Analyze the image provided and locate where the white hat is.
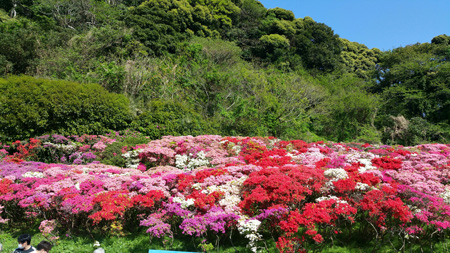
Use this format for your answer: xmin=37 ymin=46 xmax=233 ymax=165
xmin=93 ymin=248 xmax=105 ymax=253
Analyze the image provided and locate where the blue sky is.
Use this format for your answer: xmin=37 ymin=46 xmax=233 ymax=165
xmin=258 ymin=0 xmax=450 ymax=51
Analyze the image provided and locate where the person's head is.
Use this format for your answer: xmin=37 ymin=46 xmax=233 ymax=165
xmin=36 ymin=241 xmax=52 ymax=253
xmin=17 ymin=234 xmax=31 ymax=249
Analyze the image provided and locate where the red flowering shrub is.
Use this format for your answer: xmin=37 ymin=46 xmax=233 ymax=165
xmin=277 ymin=199 xmax=356 ymax=252
xmin=362 ymin=143 xmax=371 ymax=148
xmin=331 ymin=164 xmax=380 ymax=194
xmin=333 ymin=178 xmax=357 ymax=193
xmin=222 ymin=137 xmax=268 ymax=156
xmin=244 ymin=148 xmax=295 ymax=168
xmin=89 ymin=190 xmax=133 ymax=224
xmin=275 ymin=140 xmax=309 ymax=153
xmin=176 ymin=174 xmax=195 ymax=192
xmin=132 ymin=190 xmax=165 ymax=208
xmin=357 ymin=171 xmax=381 ymax=186
xmin=276 ymin=236 xmax=301 ymax=253
xmin=187 ymin=190 xmax=224 ymax=210
xmin=8 ymin=138 xmax=42 ymax=161
xmin=240 ymin=165 xmax=326 ymax=215
xmin=0 ymin=179 xmax=13 ymax=195
xmin=372 ymin=157 xmax=403 ymax=170
xmin=359 ymin=186 xmax=412 ymax=227
xmin=194 ymin=168 xmax=228 ymax=183
xmin=392 ymin=149 xmax=412 ymax=156
xmin=315 ymin=158 xmax=330 ymax=169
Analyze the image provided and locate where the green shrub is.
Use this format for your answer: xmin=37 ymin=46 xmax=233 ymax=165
xmin=98 ymin=132 xmax=150 ymax=167
xmin=313 ymin=74 xmax=380 ymax=142
xmin=403 ymin=117 xmax=449 ymax=146
xmin=98 ymin=142 xmax=128 ymax=167
xmin=130 ymin=100 xmax=214 ymax=139
xmin=380 ymin=115 xmax=450 ymax=146
xmin=0 ymin=75 xmax=132 ymax=141
xmin=355 ymin=125 xmax=382 ymax=144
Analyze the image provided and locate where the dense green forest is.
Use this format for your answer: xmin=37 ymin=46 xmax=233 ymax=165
xmin=0 ymin=0 xmax=449 ymax=145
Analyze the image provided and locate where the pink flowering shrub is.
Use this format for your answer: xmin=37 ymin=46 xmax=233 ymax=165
xmin=39 ymin=219 xmax=57 ymax=236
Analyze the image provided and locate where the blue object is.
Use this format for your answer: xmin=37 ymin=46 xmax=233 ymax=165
xmin=149 ymin=251 xmax=197 ymax=253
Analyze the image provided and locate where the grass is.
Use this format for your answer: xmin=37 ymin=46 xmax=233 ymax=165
xmin=1 ymin=232 xmax=450 ymax=252
xmin=0 ymin=232 xmax=149 ymax=252
xmin=1 ymin=227 xmax=450 ymax=253
xmin=0 ymin=230 xmax=254 ymax=253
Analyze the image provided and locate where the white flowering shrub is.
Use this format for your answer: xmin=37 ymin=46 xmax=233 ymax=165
xmin=355 ymin=182 xmax=370 ymax=191
xmin=175 ymin=151 xmax=210 ymax=172
xmin=238 ymin=218 xmax=262 ymax=253
xmin=199 ymin=176 xmax=248 ymax=213
xmin=172 ymin=196 xmax=195 ymax=209
xmin=231 ymin=145 xmax=242 ymax=156
xmin=122 ymin=149 xmax=142 ymax=169
xmin=22 ymin=171 xmax=45 ymax=178
xmin=441 ymin=188 xmax=450 ymax=204
xmin=324 ymin=168 xmax=348 ymax=179
xmin=323 ymin=168 xmax=349 ymax=190
xmin=191 ymin=183 xmax=202 ymax=190
xmin=358 ymin=158 xmax=378 ymax=173
xmin=315 ymin=195 xmax=348 ymax=204
xmin=44 ymin=142 xmax=77 ymax=153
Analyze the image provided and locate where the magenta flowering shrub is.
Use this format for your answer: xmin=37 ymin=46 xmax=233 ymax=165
xmin=0 ymin=135 xmax=450 ymax=252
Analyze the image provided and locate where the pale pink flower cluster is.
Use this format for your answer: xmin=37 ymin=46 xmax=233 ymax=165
xmin=39 ymin=219 xmax=57 ymax=236
xmin=92 ymin=142 xmax=107 ymax=152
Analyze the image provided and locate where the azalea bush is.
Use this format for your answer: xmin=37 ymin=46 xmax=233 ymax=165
xmin=0 ymin=135 xmax=450 ymax=252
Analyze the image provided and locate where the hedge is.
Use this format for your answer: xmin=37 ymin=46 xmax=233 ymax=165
xmin=0 ymin=75 xmax=131 ymax=141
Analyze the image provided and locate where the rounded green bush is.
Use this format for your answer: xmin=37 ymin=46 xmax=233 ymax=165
xmin=131 ymin=100 xmax=213 ymax=140
xmin=0 ymin=75 xmax=132 ymax=141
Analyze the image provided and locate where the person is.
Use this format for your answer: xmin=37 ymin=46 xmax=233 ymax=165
xmin=35 ymin=241 xmax=52 ymax=253
xmin=13 ymin=234 xmax=35 ymax=253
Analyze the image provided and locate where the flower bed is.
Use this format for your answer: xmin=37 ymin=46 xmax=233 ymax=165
xmin=1 ymin=135 xmax=450 ymax=252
